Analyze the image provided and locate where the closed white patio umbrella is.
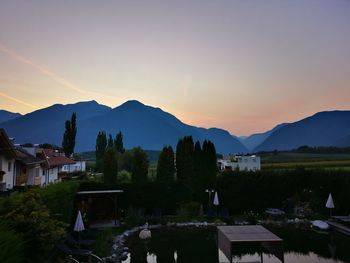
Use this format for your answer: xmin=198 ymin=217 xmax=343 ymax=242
xmin=74 ymin=210 xmax=85 ymax=248
xmin=74 ymin=210 xmax=85 ymax=232
xmin=325 ymin=193 xmax=335 ymax=217
xmin=213 ymin=192 xmax=219 ymax=217
xmin=213 ymin=192 xmax=219 ymax=206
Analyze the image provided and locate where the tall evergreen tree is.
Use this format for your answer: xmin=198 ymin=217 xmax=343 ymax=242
xmin=131 ymin=147 xmax=149 ymax=183
xmin=107 ymin=134 xmax=114 ymax=148
xmin=114 ymin=131 xmax=125 ymax=154
xmin=193 ymin=140 xmax=203 ymax=190
xmin=95 ymin=131 xmax=107 ymax=171
xmin=62 ymin=112 xmax=77 ymax=156
xmin=157 ymin=146 xmax=175 ymax=182
xmin=175 ymin=136 xmax=194 ymax=184
xmin=62 ymin=121 xmax=70 ymax=155
xmin=103 ymin=147 xmax=118 ymax=186
xmin=202 ymin=140 xmax=218 ymax=188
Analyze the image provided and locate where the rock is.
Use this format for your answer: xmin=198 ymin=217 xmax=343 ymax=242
xmin=139 ymin=229 xmax=152 ymax=239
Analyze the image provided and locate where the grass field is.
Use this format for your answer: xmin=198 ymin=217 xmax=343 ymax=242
xmin=260 ymin=152 xmax=350 ymax=170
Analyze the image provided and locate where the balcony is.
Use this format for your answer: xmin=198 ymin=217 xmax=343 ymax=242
xmin=34 ymin=176 xmax=42 ymax=186
xmin=16 ymin=174 xmax=27 ymax=186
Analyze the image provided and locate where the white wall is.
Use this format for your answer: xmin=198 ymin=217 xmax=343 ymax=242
xmin=0 ymin=155 xmax=15 ymax=190
xmin=218 ymin=156 xmax=261 ymax=172
xmin=26 ymin=165 xmax=43 ymax=186
xmin=61 ymin=161 xmax=86 ymax=173
xmin=42 ymin=167 xmax=60 ymax=186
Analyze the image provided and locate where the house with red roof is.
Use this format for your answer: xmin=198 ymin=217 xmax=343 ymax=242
xmin=0 ymin=128 xmax=77 ymax=190
xmin=38 ymin=148 xmax=76 ymax=185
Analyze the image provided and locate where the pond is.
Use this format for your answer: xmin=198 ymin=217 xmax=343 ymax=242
xmin=124 ymin=225 xmax=350 ymax=263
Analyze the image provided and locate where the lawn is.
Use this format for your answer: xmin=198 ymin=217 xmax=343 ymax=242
xmin=260 ymin=152 xmax=350 ymax=170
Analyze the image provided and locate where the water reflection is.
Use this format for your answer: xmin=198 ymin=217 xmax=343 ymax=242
xmin=125 ymin=226 xmax=350 ymax=263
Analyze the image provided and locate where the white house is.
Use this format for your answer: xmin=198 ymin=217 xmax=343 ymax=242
xmin=218 ymin=155 xmax=261 ymax=172
xmin=39 ymin=149 xmax=76 ymax=185
xmin=0 ymin=128 xmax=80 ymax=190
xmin=14 ymin=146 xmax=46 ymax=187
xmin=0 ymin=129 xmax=16 ymax=191
xmin=61 ymin=160 xmax=86 ymax=173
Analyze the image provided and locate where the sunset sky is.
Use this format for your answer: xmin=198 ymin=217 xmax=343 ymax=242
xmin=0 ymin=0 xmax=350 ymax=136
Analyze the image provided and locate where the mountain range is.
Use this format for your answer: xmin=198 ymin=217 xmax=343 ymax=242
xmin=0 ymin=110 xmax=21 ymax=123
xmin=0 ymin=100 xmax=247 ymax=154
xmin=1 ymin=101 xmax=350 ymax=153
xmin=236 ymin=123 xmax=288 ymax=151
xmin=254 ymin=111 xmax=350 ymax=152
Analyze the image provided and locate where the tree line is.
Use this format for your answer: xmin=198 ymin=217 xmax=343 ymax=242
xmin=95 ymin=131 xmax=149 ymax=185
xmin=95 ymin=132 xmax=218 ymax=198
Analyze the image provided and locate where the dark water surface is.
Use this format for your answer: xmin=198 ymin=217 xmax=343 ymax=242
xmin=125 ymin=226 xmax=350 ymax=263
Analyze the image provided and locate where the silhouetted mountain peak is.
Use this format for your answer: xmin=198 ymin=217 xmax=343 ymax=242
xmin=1 ymin=100 xmax=247 ymax=154
xmin=117 ymin=100 xmax=145 ymax=110
xmin=255 ymin=110 xmax=350 ymax=151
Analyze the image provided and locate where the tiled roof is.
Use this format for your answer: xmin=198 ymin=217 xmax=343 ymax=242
xmin=0 ymin=128 xmax=17 ymax=158
xmin=14 ymin=147 xmax=45 ymax=165
xmin=47 ymin=155 xmax=76 ymax=166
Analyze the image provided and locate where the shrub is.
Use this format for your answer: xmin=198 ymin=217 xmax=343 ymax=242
xmin=0 ymin=222 xmax=24 ymax=263
xmin=125 ymin=206 xmax=145 ymax=227
xmin=177 ymin=201 xmax=201 ymax=220
xmin=0 ymin=189 xmax=65 ymax=261
xmin=117 ymin=170 xmax=132 ymax=184
xmin=41 ymin=181 xmax=79 ymax=224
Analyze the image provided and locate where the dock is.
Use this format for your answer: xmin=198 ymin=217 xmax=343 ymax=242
xmin=217 ymin=225 xmax=284 ymax=263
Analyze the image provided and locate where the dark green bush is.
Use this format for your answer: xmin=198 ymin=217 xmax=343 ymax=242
xmin=125 ymin=206 xmax=145 ymax=227
xmin=41 ymin=181 xmax=79 ymax=224
xmin=0 ymin=189 xmax=65 ymax=262
xmin=0 ymin=222 xmax=24 ymax=263
xmin=177 ymin=201 xmax=201 ymax=220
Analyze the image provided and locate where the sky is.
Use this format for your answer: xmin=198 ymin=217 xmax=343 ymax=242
xmin=0 ymin=0 xmax=350 ymax=136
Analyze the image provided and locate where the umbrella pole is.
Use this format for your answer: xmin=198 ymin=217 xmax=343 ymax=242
xmin=78 ymin=231 xmax=80 ymax=249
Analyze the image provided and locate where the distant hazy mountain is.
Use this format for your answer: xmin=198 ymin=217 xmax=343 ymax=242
xmin=0 ymin=110 xmax=21 ymax=123
xmin=255 ymin=111 xmax=350 ymax=151
xmin=239 ymin=123 xmax=288 ymax=151
xmin=0 ymin=100 xmax=247 ymax=154
xmin=77 ymin=100 xmax=247 ymax=153
xmin=335 ymin=134 xmax=350 ymax=147
xmin=0 ymin=101 xmax=111 ymax=145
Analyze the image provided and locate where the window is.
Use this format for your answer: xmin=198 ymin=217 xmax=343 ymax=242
xmin=8 ymin=161 xmax=12 ymax=172
xmin=51 ymin=169 xmax=54 ymax=174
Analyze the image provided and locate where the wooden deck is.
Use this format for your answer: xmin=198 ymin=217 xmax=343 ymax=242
xmin=218 ymin=225 xmax=284 ymax=263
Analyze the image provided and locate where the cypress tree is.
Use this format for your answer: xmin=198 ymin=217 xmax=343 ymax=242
xmin=95 ymin=131 xmax=107 ymax=171
xmin=107 ymin=134 xmax=114 ymax=148
xmin=193 ymin=140 xmax=203 ymax=191
xmin=103 ymin=147 xmax=118 ymax=186
xmin=70 ymin=112 xmax=77 ymax=154
xmin=114 ymin=131 xmax=125 ymax=154
xmin=202 ymin=140 xmax=217 ymax=188
xmin=175 ymin=136 xmax=194 ymax=185
xmin=62 ymin=112 xmax=77 ymax=156
xmin=131 ymin=147 xmax=149 ymax=184
xmin=157 ymin=146 xmax=175 ymax=182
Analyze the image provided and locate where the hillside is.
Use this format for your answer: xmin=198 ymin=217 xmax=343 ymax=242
xmin=0 ymin=100 xmax=247 ymax=154
xmin=255 ymin=111 xmax=350 ymax=151
xmin=0 ymin=110 xmax=21 ymax=123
